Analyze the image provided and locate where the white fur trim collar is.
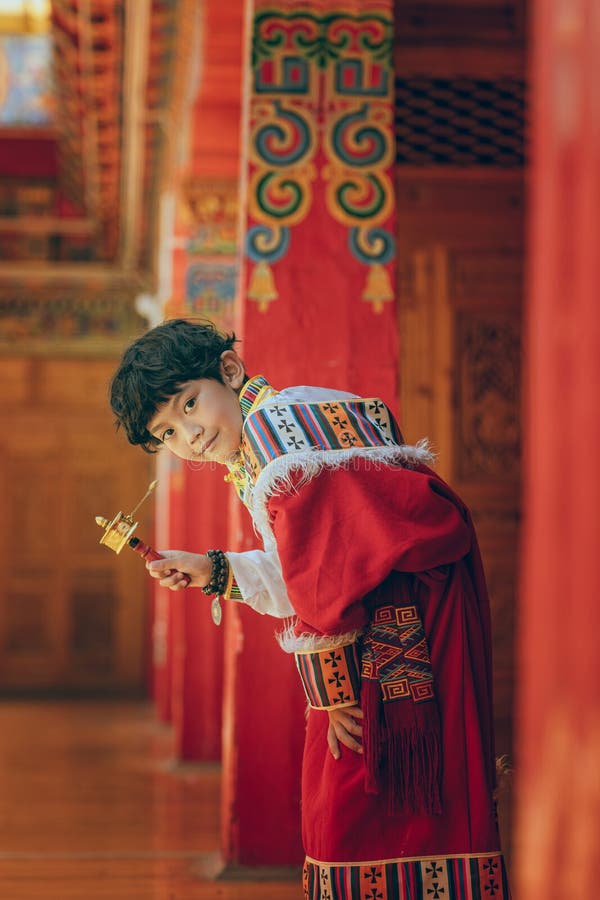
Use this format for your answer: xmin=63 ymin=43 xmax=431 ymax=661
xmin=277 ymin=623 xmax=362 ymax=654
xmin=247 ymin=439 xmax=434 ymax=548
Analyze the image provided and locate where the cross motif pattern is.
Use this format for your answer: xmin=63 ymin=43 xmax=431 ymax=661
xmin=332 ymin=689 xmax=351 ymax=704
xmin=277 ymin=417 xmax=295 ymax=434
xmin=324 ymin=651 xmax=342 ymax=669
xmin=319 ymin=867 xmax=332 ymax=900
xmin=302 ymin=854 xmax=508 ymax=900
xmin=331 ymin=415 xmax=349 ymax=429
xmin=423 ymin=859 xmax=448 ymax=899
xmin=327 ymin=670 xmax=346 ymax=689
xmin=426 ymin=862 xmax=443 ymax=878
xmin=363 ymin=866 xmax=382 ymax=884
xmin=242 ymin=395 xmax=405 ymax=490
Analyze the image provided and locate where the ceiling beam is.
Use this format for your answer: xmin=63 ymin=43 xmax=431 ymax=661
xmin=0 ymin=261 xmax=147 ymax=289
xmin=0 ymin=216 xmax=96 ymax=234
xmin=119 ymin=0 xmax=151 ymax=272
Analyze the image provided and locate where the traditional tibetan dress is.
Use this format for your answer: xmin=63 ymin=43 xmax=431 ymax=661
xmin=224 ymin=376 xmax=511 ymax=900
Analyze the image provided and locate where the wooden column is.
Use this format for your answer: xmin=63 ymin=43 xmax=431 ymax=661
xmin=516 ymin=0 xmax=600 ymax=895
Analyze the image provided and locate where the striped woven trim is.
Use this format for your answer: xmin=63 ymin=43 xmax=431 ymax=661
xmin=295 ymin=642 xmax=361 ymax=710
xmin=303 ymin=851 xmax=510 ymax=900
xmin=222 ymin=559 xmax=243 ymax=601
xmin=239 ymin=374 xmax=278 ymax=419
xmin=228 ymin=580 xmax=243 ymax=601
xmin=242 ymin=397 xmax=403 ymax=483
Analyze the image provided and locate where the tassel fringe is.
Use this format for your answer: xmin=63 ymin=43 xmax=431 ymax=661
xmin=364 ymin=724 xmax=442 ymax=816
xmin=362 ymin=680 xmax=442 ymax=817
xmin=386 ymin=729 xmax=442 ymax=816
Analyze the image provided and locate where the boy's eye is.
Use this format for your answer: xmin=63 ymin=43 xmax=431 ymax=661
xmin=161 ymin=428 xmax=174 ymax=442
xmin=184 ymin=397 xmax=196 ymax=413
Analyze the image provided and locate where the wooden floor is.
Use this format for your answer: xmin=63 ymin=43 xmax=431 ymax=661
xmin=0 ymin=700 xmax=303 ymax=900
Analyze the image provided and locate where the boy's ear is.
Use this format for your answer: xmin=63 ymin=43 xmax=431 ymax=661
xmin=220 ymin=350 xmax=246 ymax=390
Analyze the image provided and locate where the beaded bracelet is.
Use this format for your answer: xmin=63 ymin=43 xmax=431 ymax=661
xmin=202 ymin=549 xmax=229 ymax=596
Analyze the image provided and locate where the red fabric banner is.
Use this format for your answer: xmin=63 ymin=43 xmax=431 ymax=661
xmin=243 ymin=0 xmax=397 ymax=399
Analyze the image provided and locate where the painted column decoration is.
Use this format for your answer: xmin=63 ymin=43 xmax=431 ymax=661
xmin=153 ymin=1 xmax=246 ymax=763
xmin=167 ymin=179 xmax=239 ymax=332
xmin=246 ymin=2 xmax=395 ymax=315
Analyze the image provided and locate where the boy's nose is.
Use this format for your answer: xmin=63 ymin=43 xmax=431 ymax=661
xmin=186 ymin=424 xmax=204 ymax=447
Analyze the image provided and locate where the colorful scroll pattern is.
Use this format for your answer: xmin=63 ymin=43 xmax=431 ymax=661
xmin=247 ymin=3 xmax=395 ymax=313
xmin=167 ymin=179 xmax=239 ymax=331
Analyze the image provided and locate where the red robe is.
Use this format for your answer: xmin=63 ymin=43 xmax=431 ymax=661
xmin=268 ymin=460 xmax=508 ymax=895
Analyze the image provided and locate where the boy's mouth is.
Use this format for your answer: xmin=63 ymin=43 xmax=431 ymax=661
xmin=200 ymin=434 xmax=217 ymax=455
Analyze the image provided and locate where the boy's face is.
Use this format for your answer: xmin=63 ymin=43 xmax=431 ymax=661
xmin=147 ymin=351 xmax=245 ymax=465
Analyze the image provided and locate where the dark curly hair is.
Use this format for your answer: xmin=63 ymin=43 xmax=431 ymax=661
xmin=110 ymin=318 xmax=238 ymax=452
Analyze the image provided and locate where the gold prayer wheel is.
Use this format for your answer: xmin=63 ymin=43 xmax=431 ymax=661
xmin=95 ymin=480 xmax=157 ymax=554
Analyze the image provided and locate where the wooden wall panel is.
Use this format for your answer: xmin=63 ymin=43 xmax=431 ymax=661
xmin=0 ymin=357 xmax=151 ymax=691
xmin=395 ymin=0 xmax=526 ymax=46
xmin=396 ymin=171 xmax=524 ymax=861
xmin=455 ymin=310 xmax=521 ymax=483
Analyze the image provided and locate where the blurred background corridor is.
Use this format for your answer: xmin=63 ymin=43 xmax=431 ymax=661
xmin=0 ymin=0 xmax=598 ymax=897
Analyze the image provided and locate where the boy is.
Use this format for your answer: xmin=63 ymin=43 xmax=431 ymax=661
xmin=110 ymin=318 xmax=510 ymax=900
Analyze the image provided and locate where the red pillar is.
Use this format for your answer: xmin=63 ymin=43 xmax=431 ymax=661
xmin=156 ymin=0 xmax=399 ymax=867
xmin=151 ymin=453 xmax=226 ymax=763
xmin=171 ymin=466 xmax=227 ymax=761
xmin=150 ymin=453 xmax=178 ymax=724
xmin=151 ymin=0 xmax=245 ymax=758
xmin=218 ymin=0 xmax=398 ymax=869
xmin=516 ymin=0 xmax=600 ymax=895
xmin=158 ymin=0 xmax=307 ymax=866
xmin=164 ymin=0 xmax=246 ymax=762
xmin=220 ymin=498 xmax=305 ymax=867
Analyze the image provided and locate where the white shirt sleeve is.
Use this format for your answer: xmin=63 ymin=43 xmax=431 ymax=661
xmin=226 ymin=548 xmax=295 ymax=618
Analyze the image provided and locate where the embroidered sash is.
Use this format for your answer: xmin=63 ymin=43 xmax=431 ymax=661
xmin=361 ymin=599 xmax=441 ymax=815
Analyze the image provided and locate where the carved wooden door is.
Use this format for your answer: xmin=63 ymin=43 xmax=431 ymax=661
xmin=398 ymin=237 xmax=521 ymax=755
xmin=397 ymin=226 xmax=522 ymax=859
xmin=0 ymin=358 xmax=151 ymax=691
xmin=396 ymin=172 xmax=523 ymax=765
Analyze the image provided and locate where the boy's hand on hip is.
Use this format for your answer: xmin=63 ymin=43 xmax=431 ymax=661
xmin=327 ymin=705 xmax=363 ymax=759
xmin=146 ymin=551 xmax=213 ymax=591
